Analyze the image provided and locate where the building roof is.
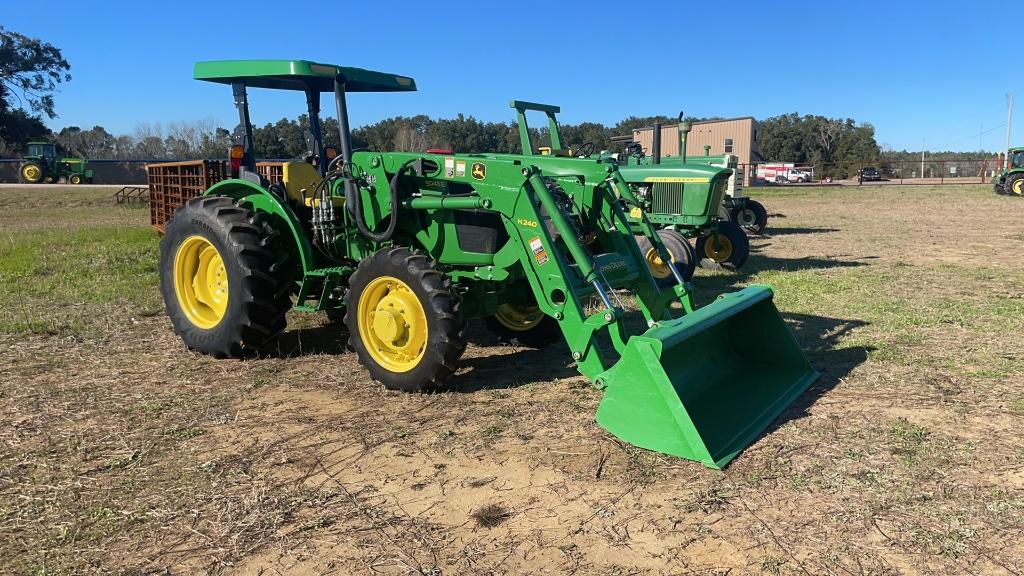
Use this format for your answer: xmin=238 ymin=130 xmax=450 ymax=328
xmin=633 ymin=116 xmax=757 ymax=133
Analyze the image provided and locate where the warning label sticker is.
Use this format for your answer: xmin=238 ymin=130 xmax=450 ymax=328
xmin=529 ymin=236 xmax=548 ymax=266
xmin=455 ymin=160 xmax=466 ymax=177
xmin=444 ymin=157 xmax=455 ymax=177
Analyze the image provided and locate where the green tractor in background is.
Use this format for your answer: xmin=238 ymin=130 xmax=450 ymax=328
xmin=620 ymin=138 xmax=769 ymax=236
xmin=509 ymin=101 xmax=748 ymax=284
xmin=993 ymin=147 xmax=1024 ymax=196
xmin=20 ymin=141 xmax=93 ymax=184
xmin=157 ymin=59 xmax=817 ymax=469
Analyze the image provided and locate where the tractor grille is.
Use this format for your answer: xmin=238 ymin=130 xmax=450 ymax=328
xmin=651 ymin=182 xmax=684 ymax=215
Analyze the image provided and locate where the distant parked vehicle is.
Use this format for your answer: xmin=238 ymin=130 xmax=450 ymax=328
xmin=993 ymin=147 xmax=1024 ymax=196
xmin=19 ymin=141 xmax=93 ymax=184
xmin=859 ymin=167 xmax=882 ymax=181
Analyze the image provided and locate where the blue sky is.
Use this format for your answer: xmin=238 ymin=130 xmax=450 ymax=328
xmin=5 ymin=0 xmax=1020 ymax=152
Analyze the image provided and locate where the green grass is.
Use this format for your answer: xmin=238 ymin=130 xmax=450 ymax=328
xmin=0 ymin=224 xmax=161 ymax=338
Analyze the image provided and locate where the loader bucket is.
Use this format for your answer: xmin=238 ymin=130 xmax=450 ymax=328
xmin=595 ymin=286 xmax=818 ymax=469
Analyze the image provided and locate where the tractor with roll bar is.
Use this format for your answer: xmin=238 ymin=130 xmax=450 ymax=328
xmin=157 ymin=59 xmax=817 ymax=469
xmin=993 ymin=146 xmax=1024 ymax=196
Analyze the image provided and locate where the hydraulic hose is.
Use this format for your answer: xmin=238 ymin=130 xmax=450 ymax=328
xmin=349 ymin=158 xmax=415 ymax=243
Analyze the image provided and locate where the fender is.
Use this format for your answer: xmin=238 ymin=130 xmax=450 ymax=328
xmin=204 ymin=179 xmax=315 ymax=273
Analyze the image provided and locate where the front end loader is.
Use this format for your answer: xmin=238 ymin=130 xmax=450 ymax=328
xmin=508 ymin=101 xmax=749 ymax=284
xmin=157 ymin=60 xmax=817 ymax=468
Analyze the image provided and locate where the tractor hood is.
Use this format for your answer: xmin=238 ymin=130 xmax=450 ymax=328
xmin=617 ymin=163 xmax=726 ymax=185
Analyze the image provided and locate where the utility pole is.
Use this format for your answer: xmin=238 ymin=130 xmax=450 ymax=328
xmin=921 ymin=139 xmax=925 ymax=179
xmin=1007 ymin=94 xmax=1015 ymax=158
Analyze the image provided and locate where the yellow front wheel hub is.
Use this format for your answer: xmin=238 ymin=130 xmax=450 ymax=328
xmin=494 ymin=303 xmax=545 ymax=332
xmin=705 ymin=233 xmax=733 ymax=262
xmin=1013 ymin=178 xmax=1024 ymax=195
xmin=21 ymin=165 xmax=41 ymax=182
xmin=358 ymin=276 xmax=428 ymax=372
xmin=173 ymin=235 xmax=229 ymax=329
xmin=644 ymin=247 xmax=674 ymax=278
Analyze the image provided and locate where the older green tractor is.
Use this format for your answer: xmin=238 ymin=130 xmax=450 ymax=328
xmin=158 ymin=60 xmax=817 ymax=469
xmin=993 ymin=147 xmax=1024 ymax=196
xmin=20 ymin=141 xmax=93 ymax=184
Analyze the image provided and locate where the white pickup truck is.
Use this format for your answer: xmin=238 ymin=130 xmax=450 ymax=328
xmin=780 ymin=169 xmax=813 ymax=183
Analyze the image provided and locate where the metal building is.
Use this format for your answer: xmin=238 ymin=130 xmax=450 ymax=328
xmin=632 ymin=117 xmax=763 ymax=175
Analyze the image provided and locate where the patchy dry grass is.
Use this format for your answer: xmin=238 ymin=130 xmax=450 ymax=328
xmin=1 ymin=184 xmax=1022 ymax=575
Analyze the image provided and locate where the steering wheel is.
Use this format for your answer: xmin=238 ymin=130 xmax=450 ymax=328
xmin=573 ymin=142 xmax=595 ymax=158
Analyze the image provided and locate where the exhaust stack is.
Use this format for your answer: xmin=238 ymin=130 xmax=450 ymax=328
xmin=678 ymin=112 xmax=692 ymax=163
xmin=652 ymin=122 xmax=662 ymax=164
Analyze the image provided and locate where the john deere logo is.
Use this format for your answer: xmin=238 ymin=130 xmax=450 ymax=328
xmin=471 ymin=162 xmax=486 ymax=180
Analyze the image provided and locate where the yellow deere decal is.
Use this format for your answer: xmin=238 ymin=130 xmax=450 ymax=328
xmin=471 ymin=162 xmax=487 ymax=180
xmin=629 ymin=207 xmax=643 ymax=219
xmin=642 ymin=177 xmax=709 ymax=183
xmin=517 ymin=218 xmax=538 ymax=228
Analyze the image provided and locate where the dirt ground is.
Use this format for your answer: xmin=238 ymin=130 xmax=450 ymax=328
xmin=1 ymin=184 xmax=1022 ymax=575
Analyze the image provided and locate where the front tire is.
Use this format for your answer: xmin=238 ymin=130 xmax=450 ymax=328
xmin=637 ymin=228 xmax=696 ymax=284
xmin=696 ymin=221 xmax=749 ymax=269
xmin=733 ymin=200 xmax=768 ymax=235
xmin=69 ymin=174 xmax=82 ymax=185
xmin=160 ymin=196 xmax=292 ymax=358
xmin=345 ymin=247 xmax=466 ymax=392
xmin=484 ymin=303 xmax=561 ymax=348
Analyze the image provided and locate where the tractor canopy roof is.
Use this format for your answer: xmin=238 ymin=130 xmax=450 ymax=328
xmin=193 ymin=60 xmax=416 ymax=93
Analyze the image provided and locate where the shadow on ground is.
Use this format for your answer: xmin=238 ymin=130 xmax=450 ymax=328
xmin=760 ymin=227 xmax=840 ymax=236
xmin=273 ymin=323 xmax=351 ymax=357
xmin=762 ymin=311 xmax=872 ymax=436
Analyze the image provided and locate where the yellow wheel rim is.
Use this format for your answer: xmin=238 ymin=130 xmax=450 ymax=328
xmin=705 ymin=233 xmax=733 ymax=262
xmin=357 ymin=276 xmax=428 ymax=372
xmin=644 ymin=247 xmax=673 ymax=278
xmin=69 ymin=174 xmax=82 ymax=184
xmin=22 ymin=165 xmax=41 ymax=182
xmin=1013 ymin=179 xmax=1024 ymax=196
xmin=173 ymin=235 xmax=229 ymax=329
xmin=494 ymin=303 xmax=545 ymax=332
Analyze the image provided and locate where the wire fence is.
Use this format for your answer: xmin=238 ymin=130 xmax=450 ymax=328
xmin=742 ymin=158 xmax=999 ymax=187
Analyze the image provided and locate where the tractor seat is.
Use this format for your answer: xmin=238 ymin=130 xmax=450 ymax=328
xmin=281 ymin=161 xmax=342 ymax=207
xmin=282 ymin=161 xmax=322 ymax=204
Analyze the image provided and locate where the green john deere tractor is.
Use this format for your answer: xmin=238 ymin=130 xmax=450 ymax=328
xmin=618 ymin=136 xmax=769 ymax=235
xmin=993 ymin=147 xmax=1024 ymax=196
xmin=20 ymin=142 xmax=93 ymax=184
xmin=508 ymin=101 xmax=748 ymax=284
xmin=159 ymin=59 xmax=817 ymax=469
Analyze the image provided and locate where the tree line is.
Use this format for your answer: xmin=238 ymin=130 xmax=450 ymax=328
xmin=12 ymin=113 xmax=885 ymax=165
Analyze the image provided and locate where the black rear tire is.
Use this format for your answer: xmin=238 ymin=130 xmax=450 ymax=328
xmin=20 ymin=162 xmax=43 ymax=184
xmin=696 ymin=221 xmax=749 ymax=269
xmin=1006 ymin=173 xmax=1024 ymax=197
xmin=160 ymin=196 xmax=292 ymax=358
xmin=345 ymin=247 xmax=466 ymax=392
xmin=637 ymin=228 xmax=696 ymax=284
